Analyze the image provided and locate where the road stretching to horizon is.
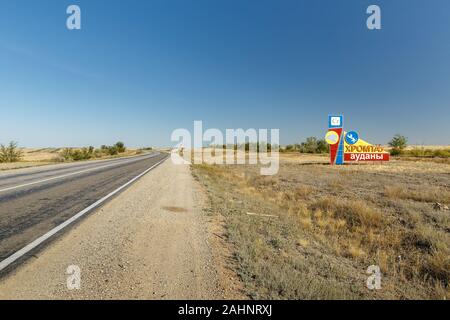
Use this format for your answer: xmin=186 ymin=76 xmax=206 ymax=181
xmin=0 ymin=152 xmax=168 ymax=274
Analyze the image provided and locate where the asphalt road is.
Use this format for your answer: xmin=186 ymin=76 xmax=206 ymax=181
xmin=0 ymin=152 xmax=168 ymax=273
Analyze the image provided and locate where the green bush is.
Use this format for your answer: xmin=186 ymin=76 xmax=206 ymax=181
xmin=408 ymin=147 xmax=425 ymax=157
xmin=285 ymin=145 xmax=295 ymax=152
xmin=60 ymin=146 xmax=94 ymax=161
xmin=389 ymin=148 xmax=402 ymax=156
xmin=60 ymin=143 xmax=129 ymax=162
xmin=0 ymin=141 xmax=23 ymax=163
xmin=298 ymin=137 xmax=329 ymax=154
xmin=115 ymin=142 xmax=126 ymax=153
xmin=432 ymin=149 xmax=450 ymax=157
xmin=316 ymin=139 xmax=329 ymax=153
xmin=389 ymin=134 xmax=408 ymax=155
xmin=107 ymin=146 xmax=119 ymax=155
xmin=401 ymin=147 xmax=450 ymax=158
xmin=61 ymin=148 xmax=73 ymax=161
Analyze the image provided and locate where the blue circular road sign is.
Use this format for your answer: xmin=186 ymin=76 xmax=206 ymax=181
xmin=345 ymin=131 xmax=359 ymax=145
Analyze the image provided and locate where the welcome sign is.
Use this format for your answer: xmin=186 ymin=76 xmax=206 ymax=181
xmin=326 ymin=115 xmax=390 ymax=165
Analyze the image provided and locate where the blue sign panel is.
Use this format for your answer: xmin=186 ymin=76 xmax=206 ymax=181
xmin=328 ymin=115 xmax=343 ymax=129
xmin=345 ymin=131 xmax=359 ymax=145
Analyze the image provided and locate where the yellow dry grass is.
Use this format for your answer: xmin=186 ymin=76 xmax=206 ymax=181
xmin=192 ymin=158 xmax=450 ymax=300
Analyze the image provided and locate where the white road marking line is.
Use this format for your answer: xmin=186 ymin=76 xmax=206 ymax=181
xmin=0 ymin=154 xmax=158 ymax=194
xmin=0 ymin=156 xmax=167 ymax=272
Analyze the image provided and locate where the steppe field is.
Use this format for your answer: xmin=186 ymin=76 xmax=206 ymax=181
xmin=192 ymin=153 xmax=450 ymax=300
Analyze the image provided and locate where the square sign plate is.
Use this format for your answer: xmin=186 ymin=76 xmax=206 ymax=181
xmin=328 ymin=115 xmax=343 ymax=128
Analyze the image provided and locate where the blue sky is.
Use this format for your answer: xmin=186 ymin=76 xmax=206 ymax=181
xmin=1 ymin=0 xmax=449 ymax=147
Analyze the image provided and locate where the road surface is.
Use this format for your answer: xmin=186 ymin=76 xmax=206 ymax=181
xmin=0 ymin=152 xmax=168 ymax=274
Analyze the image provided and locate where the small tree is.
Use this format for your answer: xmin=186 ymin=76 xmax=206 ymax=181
xmin=316 ymin=139 xmax=329 ymax=153
xmin=388 ymin=134 xmax=408 ymax=155
xmin=61 ymin=148 xmax=73 ymax=161
xmin=297 ymin=137 xmax=329 ymax=154
xmin=257 ymin=142 xmax=272 ymax=152
xmin=0 ymin=141 xmax=23 ymax=163
xmin=80 ymin=146 xmax=94 ymax=159
xmin=299 ymin=137 xmax=318 ymax=153
xmin=115 ymin=142 xmax=126 ymax=153
xmin=108 ymin=145 xmax=119 ymax=155
xmin=285 ymin=144 xmax=294 ymax=152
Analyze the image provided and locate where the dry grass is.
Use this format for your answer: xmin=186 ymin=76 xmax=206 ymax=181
xmin=384 ymin=185 xmax=450 ymax=204
xmin=192 ymin=158 xmax=450 ymax=300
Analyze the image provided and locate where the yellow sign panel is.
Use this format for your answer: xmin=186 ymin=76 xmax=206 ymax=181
xmin=325 ymin=131 xmax=340 ymax=145
xmin=343 ymin=131 xmax=390 ymax=162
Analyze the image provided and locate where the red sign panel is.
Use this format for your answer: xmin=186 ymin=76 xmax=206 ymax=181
xmin=344 ymin=153 xmax=390 ymax=162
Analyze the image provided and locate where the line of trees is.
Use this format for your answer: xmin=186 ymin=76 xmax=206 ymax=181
xmin=285 ymin=135 xmax=409 ymax=155
xmin=0 ymin=141 xmax=152 ymax=164
xmin=388 ymin=134 xmax=450 ymax=157
xmin=62 ymin=142 xmax=127 ymax=161
xmin=283 ymin=137 xmax=328 ymax=154
xmin=210 ymin=143 xmax=277 ymax=152
xmin=282 ymin=134 xmax=442 ymax=157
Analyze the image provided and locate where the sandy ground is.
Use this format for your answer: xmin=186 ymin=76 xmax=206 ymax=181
xmin=0 ymin=158 xmax=236 ymax=299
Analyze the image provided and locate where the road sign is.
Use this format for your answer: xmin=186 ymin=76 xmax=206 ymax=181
xmin=345 ymin=131 xmax=359 ymax=145
xmin=325 ymin=115 xmax=389 ymax=165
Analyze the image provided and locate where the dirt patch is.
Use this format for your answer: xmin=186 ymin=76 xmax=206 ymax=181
xmin=162 ymin=206 xmax=188 ymax=213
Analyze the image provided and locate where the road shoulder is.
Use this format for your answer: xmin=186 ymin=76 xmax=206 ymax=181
xmin=0 ymin=159 xmax=233 ymax=299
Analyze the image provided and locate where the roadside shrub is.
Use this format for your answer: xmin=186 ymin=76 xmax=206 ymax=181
xmin=99 ymin=142 xmax=126 ymax=156
xmin=70 ymin=150 xmax=84 ymax=161
xmin=0 ymin=141 xmax=23 ymax=163
xmin=115 ymin=142 xmax=126 ymax=153
xmin=59 ymin=143 xmax=129 ymax=162
xmin=432 ymin=149 xmax=450 ymax=157
xmin=316 ymin=139 xmax=329 ymax=153
xmin=408 ymin=147 xmax=426 ymax=157
xmin=401 ymin=148 xmax=450 ymax=158
xmin=389 ymin=148 xmax=402 ymax=156
xmin=388 ymin=134 xmax=407 ymax=155
xmin=107 ymin=146 xmax=118 ymax=155
xmin=61 ymin=148 xmax=73 ymax=161
xmin=79 ymin=146 xmax=94 ymax=160
xmin=60 ymin=146 xmax=94 ymax=161
xmin=285 ymin=145 xmax=295 ymax=152
xmin=257 ymin=142 xmax=272 ymax=152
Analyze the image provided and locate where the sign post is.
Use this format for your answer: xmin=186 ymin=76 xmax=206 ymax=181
xmin=326 ymin=115 xmax=344 ymax=165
